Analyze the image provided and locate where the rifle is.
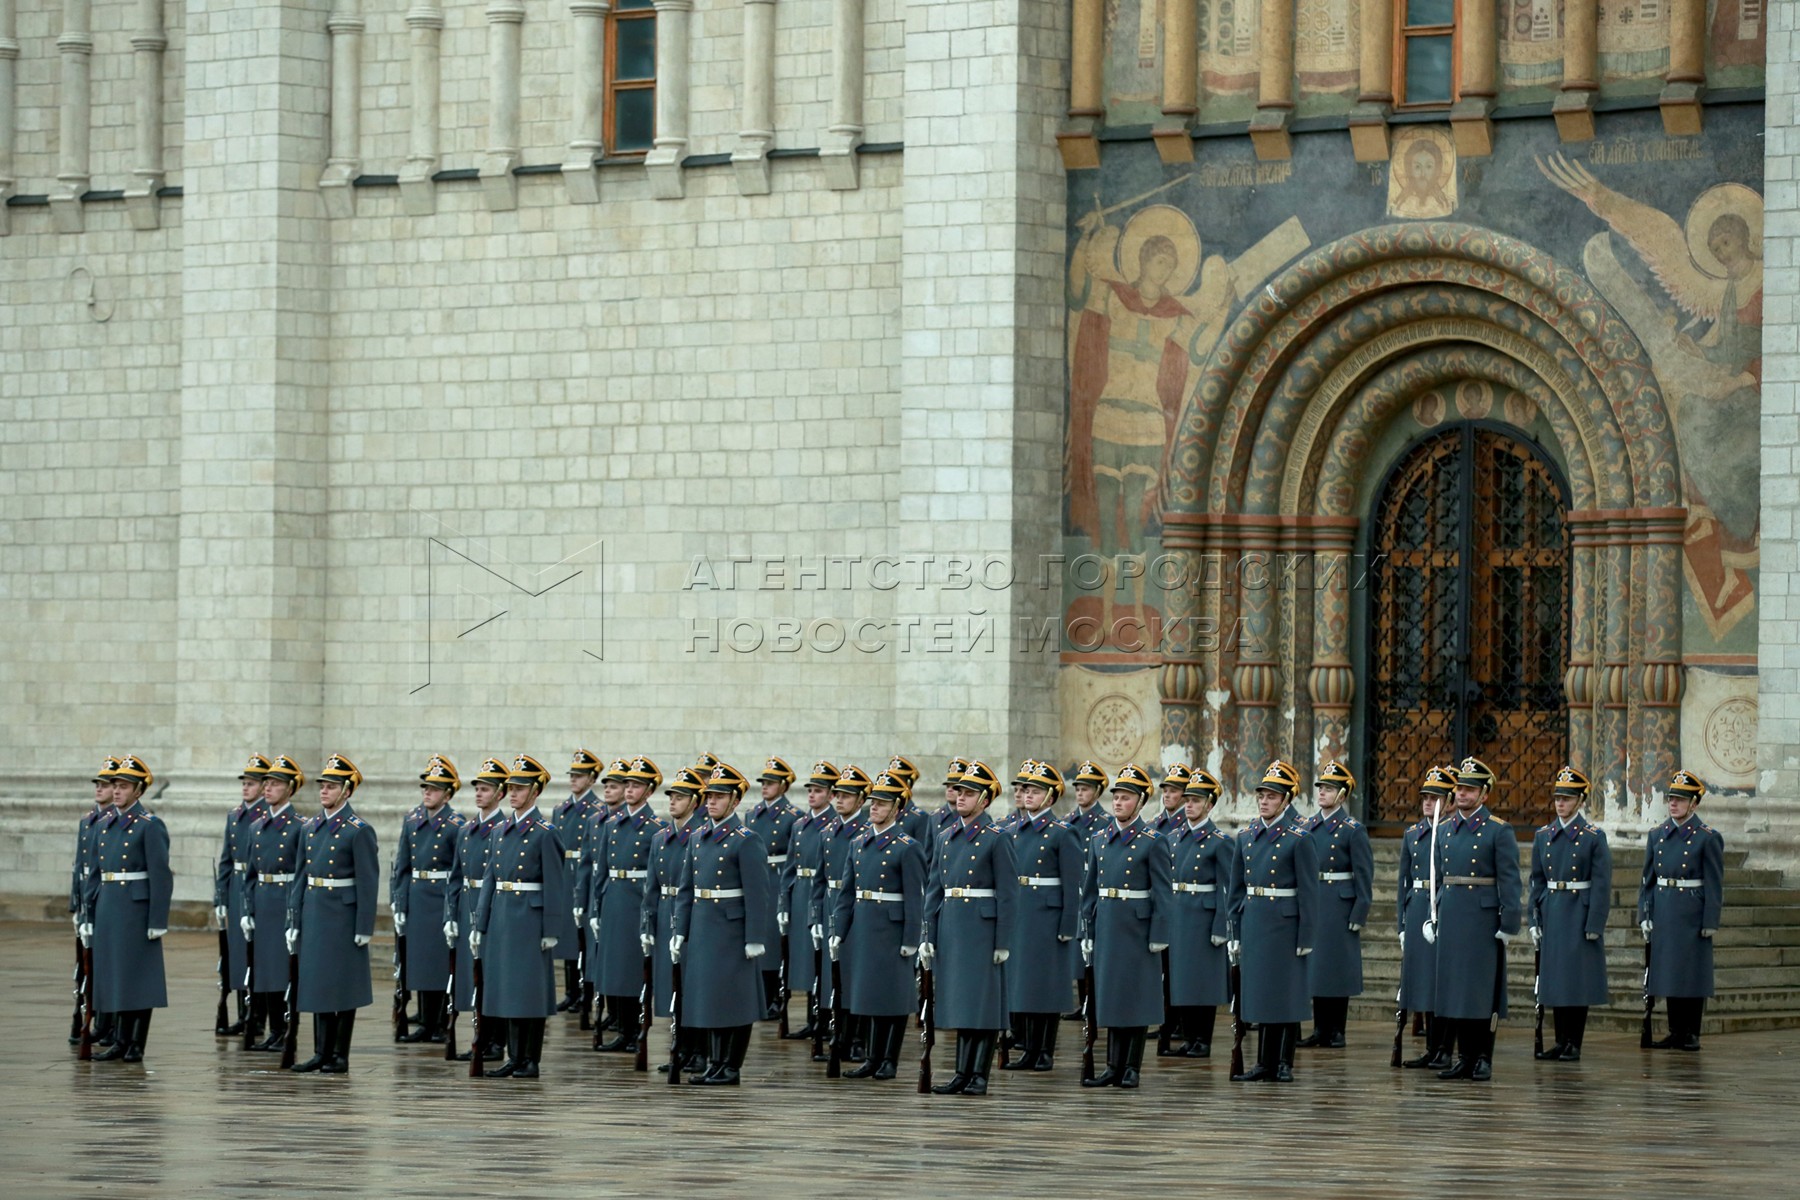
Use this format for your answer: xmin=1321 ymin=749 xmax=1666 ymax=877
xmin=826 ymin=957 xmax=844 ymax=1078
xmin=279 ymin=952 xmax=299 ymax=1070
xmin=1639 ymin=940 xmax=1655 ymax=1049
xmin=392 ymin=931 xmax=410 ymax=1040
xmin=577 ymin=928 xmax=592 ymax=1032
xmin=1080 ymin=961 xmax=1097 ymax=1083
xmin=635 ymin=955 xmax=652 ymax=1072
xmin=469 ymin=956 xmax=487 ymax=1077
xmin=665 ymin=958 xmax=683 ymax=1086
xmin=242 ymin=929 xmax=258 ymax=1051
xmin=1157 ymin=948 xmax=1174 ymax=1056
xmin=443 ymin=957 xmax=459 ymax=1062
xmin=1228 ymin=959 xmax=1246 ymax=1078
xmin=917 ymin=965 xmax=935 ymax=1094
xmin=77 ymin=943 xmax=96 ymax=1061
xmin=777 ymin=931 xmax=792 ymax=1038
xmin=999 ymin=1024 xmax=1013 ymax=1070
xmin=1533 ymin=945 xmax=1545 ymax=1057
xmin=215 ymin=926 xmax=232 ymax=1035
xmin=69 ymin=935 xmax=85 ymax=1045
xmin=810 ymin=935 xmax=826 ymax=1061
xmin=1390 ymin=986 xmax=1406 ymax=1069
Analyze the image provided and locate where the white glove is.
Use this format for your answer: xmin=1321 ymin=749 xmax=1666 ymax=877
xmin=1148 ymin=942 xmax=1168 ymax=954
xmin=1700 ymin=928 xmax=1715 ymax=939
xmin=589 ymin=917 xmax=601 ymax=940
xmin=469 ymin=930 xmax=483 ymax=957
xmin=641 ymin=933 xmax=655 ymax=955
xmin=900 ymin=945 xmax=918 ymax=959
xmin=828 ymin=935 xmax=842 ymax=961
xmin=1296 ymin=946 xmax=1312 ymax=957
xmin=285 ymin=928 xmax=299 ymax=954
xmin=72 ymin=912 xmax=81 ymax=932
xmin=670 ymin=934 xmax=685 ymax=964
xmin=993 ymin=949 xmax=1010 ymax=965
xmin=393 ymin=911 xmax=407 ymax=935
xmin=1080 ymin=938 xmax=1094 ymax=964
xmin=1210 ymin=935 xmax=1226 ymax=947
xmin=1057 ymin=934 xmax=1072 ymax=943
xmin=1530 ymin=926 xmax=1542 ymax=947
xmin=918 ymin=941 xmax=936 ymax=969
xmin=215 ymin=905 xmax=228 ymax=925
xmin=444 ymin=921 xmax=458 ymax=946
xmin=777 ymin=912 xmax=789 ymax=934
xmin=1495 ymin=930 xmax=1514 ymax=944
xmin=1585 ymin=932 xmax=1599 ymax=941
xmin=573 ymin=906 xmax=584 ymax=920
xmin=539 ymin=937 xmax=557 ymax=951
xmin=1348 ymin=923 xmax=1362 ymax=933
xmin=810 ymin=923 xmax=823 ymax=949
xmin=1640 ymin=919 xmax=1653 ymax=941
xmin=147 ymin=927 xmax=166 ymax=940
xmin=1398 ymin=931 xmax=1406 ymax=952
xmin=745 ymin=942 xmax=765 ymax=959
xmin=1422 ymin=920 xmax=1437 ymax=945
xmin=1227 ymin=940 xmax=1240 ymax=965
xmin=241 ymin=915 xmax=255 ymax=939
xmin=354 ymin=934 xmax=372 ymax=947
xmin=78 ymin=922 xmax=93 ymax=947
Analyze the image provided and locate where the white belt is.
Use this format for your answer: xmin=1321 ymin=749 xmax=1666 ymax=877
xmin=615 ymin=869 xmax=648 ymax=880
xmin=696 ymin=888 xmax=745 ymax=900
xmin=497 ymin=881 xmax=543 ymax=893
xmin=564 ymin=851 xmax=581 ymax=860
xmin=766 ymin=855 xmax=789 ymax=866
xmin=1246 ymin=886 xmax=1297 ymax=898
xmin=415 ymin=870 xmax=452 ymax=881
xmin=825 ymin=880 xmax=844 ymax=890
xmin=233 ymin=862 xmax=248 ymax=873
xmin=944 ymin=887 xmax=996 ymax=899
xmin=1546 ymin=880 xmax=1592 ymax=891
xmin=1320 ymin=872 xmax=1353 ymax=882
xmin=1097 ymin=888 xmax=1150 ymax=900
xmin=661 ymin=886 xmax=680 ymax=898
xmin=1411 ymin=880 xmax=1430 ymax=890
xmin=80 ymin=867 xmax=92 ymax=878
xmin=1018 ymin=876 xmax=1061 ymax=887
xmin=308 ymin=877 xmax=354 ymax=889
xmin=857 ymin=890 xmax=904 ymax=902
xmin=1657 ymin=878 xmax=1702 ymax=889
xmin=1173 ymin=882 xmax=1217 ymax=894
xmin=259 ymin=872 xmax=296 ymax=884
xmin=796 ymin=867 xmax=818 ymax=878
xmin=101 ymin=871 xmax=148 ymax=882
xmin=466 ymin=877 xmax=486 ymax=889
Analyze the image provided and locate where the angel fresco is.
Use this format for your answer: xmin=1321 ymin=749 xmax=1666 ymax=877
xmin=1539 ymin=153 xmax=1762 ymax=640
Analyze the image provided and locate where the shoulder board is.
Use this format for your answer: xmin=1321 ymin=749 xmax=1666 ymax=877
xmin=350 ymin=817 xmax=367 ymax=828
xmin=144 ymin=812 xmax=162 ymax=823
xmin=1346 ymin=819 xmax=1361 ymax=828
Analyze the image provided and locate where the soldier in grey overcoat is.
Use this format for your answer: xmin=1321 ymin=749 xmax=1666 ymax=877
xmin=779 ymin=761 xmax=838 ymax=1042
xmin=1424 ymin=757 xmax=1521 ymax=1082
xmin=590 ymin=755 xmax=666 ymax=1053
xmin=810 ymin=765 xmax=870 ymax=1025
xmin=886 ymin=755 xmax=934 ymax=845
xmin=1297 ymin=760 xmax=1373 ymax=1050
xmin=577 ymin=757 xmax=631 ymax=1025
xmin=443 ymin=757 xmax=509 ymax=1063
xmin=82 ymin=755 xmax=171 ymax=1064
xmin=72 ymin=757 xmax=120 ymax=1049
xmin=392 ymin=755 xmax=465 ymax=1044
xmin=1166 ymin=768 xmax=1233 ymax=1058
xmin=1397 ymin=765 xmax=1456 ymax=1069
xmin=286 ymin=754 xmax=380 ymax=1074
xmin=1061 ymin=760 xmax=1109 ymax=1021
xmin=1226 ymin=760 xmax=1317 ymax=1083
xmin=1078 ymin=763 xmax=1172 ymax=1089
xmin=926 ymin=758 xmax=969 ymax=853
xmin=747 ymin=756 xmax=800 ymax=1018
xmin=1003 ymin=759 xmax=1080 ymax=1072
xmin=671 ymin=763 xmax=775 ymax=1085
xmin=471 ymin=754 xmax=576 ymax=1077
xmin=1528 ymin=766 xmax=1612 ymax=1062
xmin=641 ymin=767 xmax=703 ymax=1072
xmin=922 ymin=760 xmax=1017 ymax=1095
xmin=240 ymin=756 xmax=305 ymax=1054
xmin=830 ymin=772 xmax=927 ymax=1080
xmin=553 ymin=750 xmax=602 ymax=1015
xmin=1151 ymin=764 xmax=1190 ymax=836
xmin=214 ymin=753 xmax=270 ymax=1038
xmin=1638 ymin=768 xmax=1725 ymax=1051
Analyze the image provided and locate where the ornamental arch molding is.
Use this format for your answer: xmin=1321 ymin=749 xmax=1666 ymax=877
xmin=1157 ymin=223 xmax=1682 ymax=820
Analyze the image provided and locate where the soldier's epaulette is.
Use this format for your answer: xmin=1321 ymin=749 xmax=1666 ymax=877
xmin=349 ymin=816 xmax=367 ymax=828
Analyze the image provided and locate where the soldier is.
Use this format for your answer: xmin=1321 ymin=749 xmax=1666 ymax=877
xmin=81 ymin=754 xmax=170 ymax=1064
xmin=553 ymin=750 xmax=602 ymax=1017
xmin=1002 ymin=758 xmax=1080 ymax=1072
xmin=1397 ymin=765 xmax=1457 ymax=1070
xmin=471 ymin=754 xmax=576 ymax=1078
xmin=671 ymin=763 xmax=775 ymax=1085
xmin=1227 ymin=759 xmax=1316 ymax=1083
xmin=921 ymin=760 xmax=1017 ymax=1095
xmin=445 ymin=757 xmax=510 ymax=1064
xmin=1078 ymin=763 xmax=1172 ymax=1088
xmin=287 ymin=754 xmax=379 ymax=1074
xmin=1638 ymin=768 xmax=1724 ymax=1051
xmin=1151 ymin=763 xmax=1191 ymax=836
xmin=388 ymin=780 xmax=429 ymax=1033
xmin=747 ymin=756 xmax=800 ymax=1020
xmin=241 ymin=755 xmax=306 ymax=1054
xmin=579 ymin=757 xmax=632 ymax=1029
xmin=214 ymin=753 xmax=270 ymax=1038
xmin=1062 ymin=760 xmax=1108 ymax=1021
xmin=1166 ymin=767 xmax=1232 ymax=1058
xmin=830 ymin=771 xmax=927 ymax=1080
xmin=1529 ymin=766 xmax=1612 ymax=1062
xmin=643 ymin=767 xmax=705 ymax=1073
xmin=1297 ymin=760 xmax=1373 ymax=1049
xmin=812 ymin=764 xmax=871 ymax=1059
xmin=779 ymin=760 xmax=838 ymax=1042
xmin=886 ymin=755 xmax=933 ymax=844
xmin=589 ymin=754 xmax=667 ymax=1054
xmin=393 ymin=754 xmax=466 ymax=1044
xmin=927 ymin=758 xmax=970 ymax=850
xmin=71 ymin=756 xmax=120 ymax=1049
xmin=1423 ymin=756 xmax=1521 ymax=1082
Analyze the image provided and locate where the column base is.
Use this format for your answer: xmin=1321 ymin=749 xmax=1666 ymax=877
xmin=1152 ymin=114 xmax=1195 ymax=165
xmin=1552 ymin=90 xmax=1597 ymax=144
xmin=1248 ymin=108 xmax=1292 ymax=162
xmin=318 ymin=162 xmax=358 ymax=219
xmin=732 ymin=133 xmax=773 ymax=196
xmin=1056 ymin=114 xmax=1102 ymax=171
xmin=561 ymin=155 xmax=600 ymax=205
xmin=479 ymin=152 xmax=519 ymax=212
xmin=1347 ymin=105 xmax=1390 ymax=163
xmin=821 ymin=126 xmax=862 ymax=191
xmin=646 ymin=141 xmax=688 ymax=200
xmin=1450 ymin=98 xmax=1494 ymax=157
xmin=1660 ymin=81 xmax=1704 ymax=136
xmin=400 ymin=158 xmax=438 ymax=216
xmin=50 ymin=177 xmax=87 ymax=234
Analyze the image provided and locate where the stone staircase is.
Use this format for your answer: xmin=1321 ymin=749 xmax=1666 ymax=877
xmin=1348 ymin=842 xmax=1800 ymax=1035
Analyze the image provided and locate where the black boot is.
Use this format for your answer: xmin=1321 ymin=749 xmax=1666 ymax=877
xmin=1083 ymin=1028 xmax=1125 ymax=1087
xmin=1322 ymin=999 xmax=1348 ymax=1048
xmin=320 ymin=1010 xmax=355 ymax=1074
xmin=513 ymin=1019 xmax=543 ymax=1078
xmin=1001 ymin=1014 xmax=1033 ymax=1071
xmin=1118 ymin=1028 xmax=1146 ymax=1088
xmin=1677 ymin=998 xmax=1704 ymax=1050
xmin=92 ymin=1012 xmax=131 ymax=1062
xmin=1297 ymin=1000 xmax=1324 ymax=1048
xmin=486 ymin=1021 xmax=525 ymax=1078
xmin=964 ymin=1033 xmax=995 ymax=1095
xmin=292 ymin=1013 xmax=336 ymax=1073
xmin=698 ymin=1026 xmax=748 ymax=1085
xmin=598 ymin=996 xmax=640 ymax=1052
xmin=1404 ymin=1014 xmax=1441 ymax=1068
xmin=762 ymin=971 xmax=783 ymax=1021
xmin=784 ymin=994 xmax=817 ymax=1040
xmin=688 ymin=1029 xmax=725 ymax=1083
xmin=118 ymin=1011 xmax=150 ymax=1063
xmin=94 ymin=1012 xmax=118 ymax=1049
xmin=1438 ymin=1021 xmax=1477 ymax=1079
xmin=872 ymin=1017 xmax=903 ymax=1080
xmin=399 ymin=991 xmax=440 ymax=1043
xmin=556 ymin=962 xmax=578 ymax=1011
xmin=1035 ymin=1013 xmax=1059 ymax=1071
xmin=933 ymin=1031 xmax=973 ymax=1094
xmin=1273 ymin=1023 xmax=1296 ymax=1082
xmin=1184 ymin=1006 xmax=1216 ymax=1058
xmin=844 ymin=1017 xmax=888 ymax=1078
xmin=252 ymin=994 xmax=289 ymax=1051
xmin=1157 ymin=1008 xmax=1178 ymax=1057
xmin=1471 ymin=1023 xmax=1494 ymax=1081
xmin=1558 ymin=1007 xmax=1586 ymax=1061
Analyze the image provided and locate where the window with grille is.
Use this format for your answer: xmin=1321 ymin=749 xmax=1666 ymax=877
xmin=607 ymin=0 xmax=656 ymax=155
xmin=1393 ymin=0 xmax=1458 ymax=108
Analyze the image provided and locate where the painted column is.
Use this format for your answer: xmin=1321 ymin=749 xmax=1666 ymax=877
xmin=1058 ymin=0 xmax=1103 ymax=168
xmin=320 ymin=0 xmax=365 ymax=217
xmin=562 ymin=0 xmax=608 ymax=203
xmin=1153 ymin=0 xmax=1197 ymax=163
xmin=820 ymin=0 xmax=864 ymax=189
xmin=732 ymin=0 xmax=777 ymax=194
xmin=1596 ymin=519 xmax=1631 ymax=822
xmin=1306 ymin=518 xmax=1359 ymax=769
xmin=50 ymin=0 xmax=91 ymax=232
xmin=125 ymin=0 xmax=166 ymax=229
xmin=1662 ymin=0 xmax=1706 ymax=134
xmin=1564 ymin=512 xmax=1603 ymax=814
xmin=1451 ymin=0 xmax=1495 ymax=155
xmin=480 ymin=0 xmax=525 ymax=210
xmin=400 ymin=2 xmax=444 ymax=214
xmin=1249 ymin=0 xmax=1293 ymax=160
xmin=1636 ymin=509 xmax=1687 ymax=820
xmin=1230 ymin=516 xmax=1283 ymax=799
xmin=0 ymin=0 xmax=17 ymax=233
xmin=1348 ymin=0 xmax=1392 ymax=162
xmin=1553 ymin=0 xmax=1599 ymax=143
xmin=645 ymin=0 xmax=691 ymax=198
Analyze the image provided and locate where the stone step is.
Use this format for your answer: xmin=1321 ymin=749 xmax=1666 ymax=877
xmin=1347 ymin=998 xmax=1800 ymax=1035
xmin=1369 ymin=844 xmax=1758 ymax=873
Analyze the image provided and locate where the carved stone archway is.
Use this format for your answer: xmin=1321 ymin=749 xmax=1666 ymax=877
xmin=1158 ymin=224 xmax=1683 ymax=821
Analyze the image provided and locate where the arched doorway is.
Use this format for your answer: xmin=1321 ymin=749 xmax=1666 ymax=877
xmin=1362 ymin=422 xmax=1571 ymax=828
